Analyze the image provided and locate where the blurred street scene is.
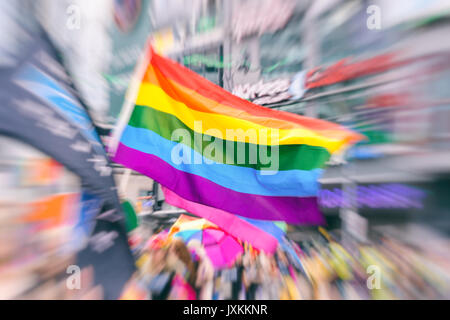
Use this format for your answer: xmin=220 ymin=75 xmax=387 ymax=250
xmin=1 ymin=0 xmax=450 ymax=300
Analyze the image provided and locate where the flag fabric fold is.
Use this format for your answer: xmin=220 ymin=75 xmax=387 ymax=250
xmin=111 ymin=46 xmax=362 ymax=224
xmin=163 ymin=186 xmax=279 ymax=254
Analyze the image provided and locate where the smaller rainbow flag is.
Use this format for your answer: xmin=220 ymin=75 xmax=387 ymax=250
xmin=111 ymin=47 xmax=362 ymax=224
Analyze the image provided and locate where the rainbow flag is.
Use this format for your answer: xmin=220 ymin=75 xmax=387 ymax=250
xmin=110 ymin=47 xmax=362 ymax=224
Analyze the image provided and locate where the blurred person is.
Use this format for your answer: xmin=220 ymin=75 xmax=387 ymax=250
xmin=253 ymin=252 xmax=280 ymax=299
xmin=144 ymin=247 xmax=175 ymax=300
xmin=169 ymin=238 xmax=197 ymax=287
xmin=187 ymin=240 xmax=214 ymax=300
xmin=231 ymin=255 xmax=245 ymax=300
xmin=215 ymin=268 xmax=233 ymax=300
xmin=242 ymin=251 xmax=259 ymax=300
xmin=159 ymin=239 xmax=197 ymax=300
xmin=275 ymin=250 xmax=302 ymax=300
xmin=302 ymin=247 xmax=336 ymax=300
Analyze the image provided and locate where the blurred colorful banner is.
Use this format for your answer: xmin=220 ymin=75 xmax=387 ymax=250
xmin=0 ymin=28 xmax=135 ymax=299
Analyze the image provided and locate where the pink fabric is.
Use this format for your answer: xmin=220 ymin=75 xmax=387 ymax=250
xmin=204 ymin=235 xmax=244 ymax=268
xmin=202 ymin=229 xmax=225 ymax=245
xmin=171 ymin=274 xmax=196 ymax=300
xmin=221 ymin=236 xmax=244 ymax=264
xmin=163 ymin=187 xmax=279 ymax=254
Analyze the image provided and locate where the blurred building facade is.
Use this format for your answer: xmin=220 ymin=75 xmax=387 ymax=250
xmin=149 ymin=0 xmax=450 ymax=240
xmin=9 ymin=0 xmax=450 ymax=238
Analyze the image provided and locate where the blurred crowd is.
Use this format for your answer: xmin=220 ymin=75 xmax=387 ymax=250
xmin=121 ymin=225 xmax=450 ymax=300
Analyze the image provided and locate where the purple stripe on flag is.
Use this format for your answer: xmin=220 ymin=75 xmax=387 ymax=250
xmin=112 ymin=142 xmax=325 ymax=225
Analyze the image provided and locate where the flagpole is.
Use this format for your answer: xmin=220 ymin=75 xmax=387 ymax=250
xmin=109 ymin=38 xmax=153 ymax=200
xmin=108 ymin=37 xmax=153 ymax=157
